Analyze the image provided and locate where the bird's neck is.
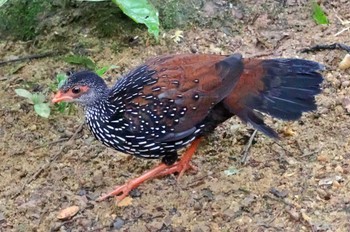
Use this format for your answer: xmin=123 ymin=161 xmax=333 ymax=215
xmin=84 ymin=89 xmax=122 ymax=123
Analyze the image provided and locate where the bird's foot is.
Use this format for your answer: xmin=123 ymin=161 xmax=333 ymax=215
xmin=96 ymin=184 xmax=132 ymax=202
xmin=96 ymin=161 xmax=198 ymax=202
xmin=97 ymin=138 xmax=202 ymax=202
xmin=96 ymin=163 xmax=171 ymax=202
xmin=157 ymin=158 xmax=198 ymax=180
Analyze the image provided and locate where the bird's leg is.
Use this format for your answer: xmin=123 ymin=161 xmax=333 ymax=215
xmin=155 ymin=138 xmax=201 ymax=179
xmin=97 ymin=138 xmax=201 ymax=202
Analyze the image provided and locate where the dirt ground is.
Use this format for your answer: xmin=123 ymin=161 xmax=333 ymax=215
xmin=0 ymin=1 xmax=350 ymax=231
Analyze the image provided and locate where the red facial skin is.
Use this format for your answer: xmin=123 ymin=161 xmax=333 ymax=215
xmin=52 ymin=86 xmax=90 ymax=103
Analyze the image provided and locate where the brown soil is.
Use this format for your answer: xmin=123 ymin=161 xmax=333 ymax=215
xmin=0 ymin=1 xmax=350 ymax=231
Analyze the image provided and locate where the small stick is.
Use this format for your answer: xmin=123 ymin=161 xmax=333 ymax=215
xmin=300 ymin=146 xmax=323 ymax=158
xmin=12 ymin=123 xmax=84 ymax=199
xmin=300 ymin=43 xmax=350 ymax=53
xmin=30 ymin=138 xmax=69 ymax=151
xmin=0 ymin=52 xmax=58 ymax=66
xmin=335 ymin=27 xmax=350 ymax=37
xmin=241 ymin=129 xmax=258 ymax=164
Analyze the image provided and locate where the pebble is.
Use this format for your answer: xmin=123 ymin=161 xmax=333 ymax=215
xmin=0 ymin=212 xmax=5 ymax=223
xmin=113 ymin=217 xmax=125 ymax=230
xmin=333 ymin=180 xmax=341 ymax=188
xmin=342 ymin=81 xmax=350 ymax=88
xmin=57 ymin=205 xmax=80 ymax=220
xmin=318 ymin=107 xmax=329 ymax=114
xmin=129 ymin=188 xmax=142 ymax=198
xmin=339 ymin=54 xmax=350 ymax=70
xmin=193 ymin=201 xmax=202 ymax=211
xmin=335 ymin=165 xmax=343 ymax=173
xmin=148 ymin=220 xmax=164 ymax=231
xmin=190 ymin=45 xmax=198 ymax=53
xmin=77 ymin=189 xmax=87 ymax=196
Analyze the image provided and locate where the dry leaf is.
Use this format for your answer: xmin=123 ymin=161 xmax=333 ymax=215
xmin=282 ymin=126 xmax=297 ymax=137
xmin=332 ymin=180 xmax=341 ymax=188
xmin=317 ymin=153 xmax=329 ymax=162
xmin=334 ymin=165 xmax=344 ymax=173
xmin=116 ymin=196 xmax=133 ymax=207
xmin=57 ymin=205 xmax=79 ymax=220
xmin=339 ymin=54 xmax=350 ymax=70
xmin=301 ymin=212 xmax=311 ymax=222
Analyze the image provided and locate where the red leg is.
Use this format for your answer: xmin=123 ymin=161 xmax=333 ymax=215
xmin=97 ymin=138 xmax=202 ymax=202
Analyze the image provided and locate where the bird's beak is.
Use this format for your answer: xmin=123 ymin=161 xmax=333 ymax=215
xmin=52 ymin=91 xmax=73 ymax=103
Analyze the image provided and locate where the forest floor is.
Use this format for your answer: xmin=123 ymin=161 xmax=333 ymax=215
xmin=0 ymin=0 xmax=350 ymax=231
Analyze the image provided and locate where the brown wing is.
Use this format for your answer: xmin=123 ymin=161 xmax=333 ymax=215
xmin=119 ymin=53 xmax=244 ymax=142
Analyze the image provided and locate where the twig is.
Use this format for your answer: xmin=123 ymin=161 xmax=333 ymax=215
xmin=262 ymin=194 xmax=293 ymax=207
xmin=241 ymin=129 xmax=258 ymax=164
xmin=300 ymin=43 xmax=350 ymax=53
xmin=247 ymin=51 xmax=274 ymax=59
xmin=335 ymin=27 xmax=350 ymax=37
xmin=30 ymin=138 xmax=69 ymax=151
xmin=186 ymin=174 xmax=209 ymax=188
xmin=12 ymin=123 xmax=84 ymax=199
xmin=0 ymin=52 xmax=59 ymax=66
xmin=300 ymin=146 xmax=323 ymax=158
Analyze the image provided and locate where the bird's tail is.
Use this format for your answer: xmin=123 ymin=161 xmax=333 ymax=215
xmin=223 ymin=58 xmax=324 ymax=138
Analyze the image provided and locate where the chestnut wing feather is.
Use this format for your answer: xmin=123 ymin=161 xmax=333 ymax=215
xmin=110 ymin=54 xmax=243 ymax=143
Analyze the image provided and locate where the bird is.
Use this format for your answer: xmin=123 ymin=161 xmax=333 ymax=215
xmin=52 ymin=53 xmax=324 ymax=202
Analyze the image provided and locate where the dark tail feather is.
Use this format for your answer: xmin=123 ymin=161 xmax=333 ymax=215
xmin=252 ymin=59 xmax=324 ymax=120
xmin=225 ymin=58 xmax=324 ymax=138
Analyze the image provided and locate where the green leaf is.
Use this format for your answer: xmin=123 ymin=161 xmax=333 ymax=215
xmin=56 ymin=73 xmax=68 ymax=89
xmin=31 ymin=93 xmax=46 ymax=104
xmin=64 ymin=55 xmax=96 ymax=70
xmin=34 ymin=103 xmax=51 ymax=118
xmin=56 ymin=102 xmax=69 ymax=113
xmin=224 ymin=167 xmax=239 ymax=176
xmin=112 ymin=0 xmax=159 ymax=40
xmin=0 ymin=0 xmax=8 ymax=7
xmin=312 ymin=1 xmax=328 ymax=25
xmin=95 ymin=65 xmax=118 ymax=77
xmin=15 ymin=89 xmax=33 ymax=101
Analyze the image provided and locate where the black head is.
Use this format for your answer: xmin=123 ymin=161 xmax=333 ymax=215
xmin=52 ymin=71 xmax=108 ymax=106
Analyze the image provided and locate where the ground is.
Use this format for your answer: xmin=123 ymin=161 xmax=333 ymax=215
xmin=0 ymin=0 xmax=350 ymax=231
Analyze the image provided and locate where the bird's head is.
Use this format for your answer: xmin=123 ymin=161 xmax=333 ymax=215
xmin=52 ymin=71 xmax=108 ymax=106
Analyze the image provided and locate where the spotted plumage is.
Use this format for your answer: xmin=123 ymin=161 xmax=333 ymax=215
xmin=54 ymin=53 xmax=323 ymax=165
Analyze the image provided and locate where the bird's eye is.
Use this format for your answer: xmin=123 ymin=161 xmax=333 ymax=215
xmin=72 ymin=86 xmax=81 ymax=94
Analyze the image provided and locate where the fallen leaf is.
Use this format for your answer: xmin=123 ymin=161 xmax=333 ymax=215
xmin=224 ymin=167 xmax=239 ymax=176
xmin=171 ymin=30 xmax=184 ymax=43
xmin=57 ymin=205 xmax=79 ymax=220
xmin=117 ymin=196 xmax=133 ymax=207
xmin=241 ymin=194 xmax=256 ymax=208
xmin=334 ymin=165 xmax=343 ymax=173
xmin=317 ymin=153 xmax=329 ymax=162
xmin=301 ymin=212 xmax=311 ymax=222
xmin=332 ymin=180 xmax=341 ymax=188
xmin=282 ymin=126 xmax=296 ymax=137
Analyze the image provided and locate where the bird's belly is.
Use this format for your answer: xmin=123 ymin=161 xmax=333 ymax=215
xmin=86 ymin=120 xmax=198 ymax=159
